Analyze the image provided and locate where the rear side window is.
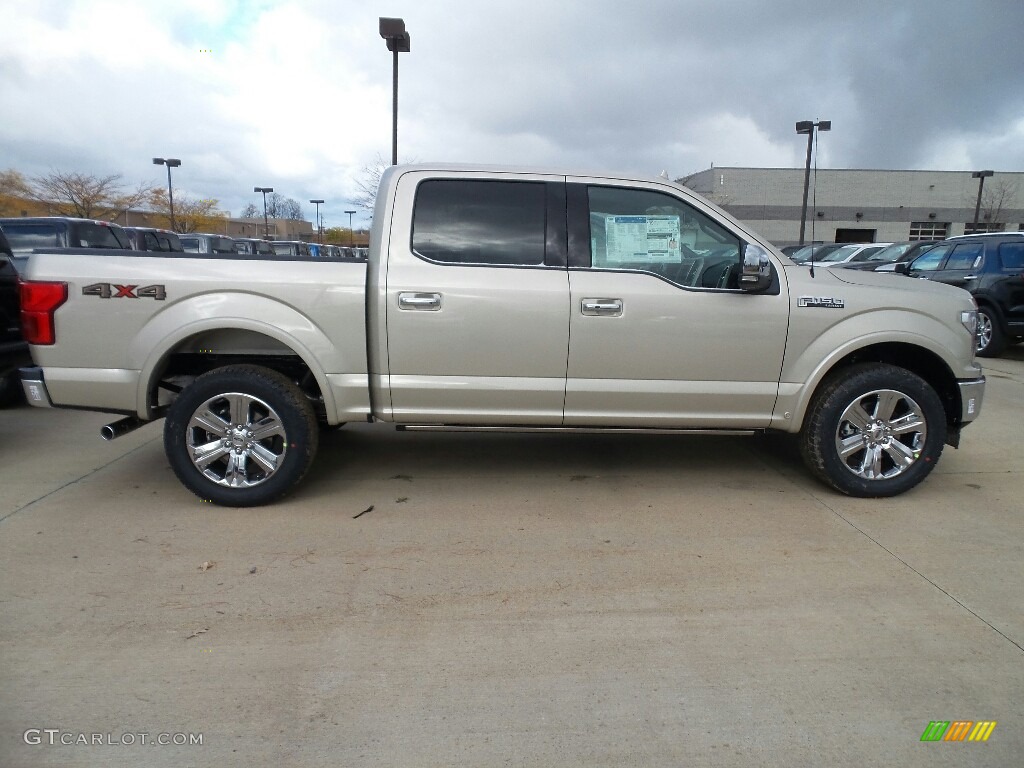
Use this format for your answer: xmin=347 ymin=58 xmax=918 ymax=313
xmin=2 ymin=224 xmax=64 ymax=251
xmin=998 ymin=242 xmax=1024 ymax=270
xmin=412 ymin=179 xmax=546 ymax=265
xmin=78 ymin=223 xmax=125 ymax=249
xmin=180 ymin=237 xmax=199 ymax=252
xmin=210 ymin=237 xmax=235 ymax=254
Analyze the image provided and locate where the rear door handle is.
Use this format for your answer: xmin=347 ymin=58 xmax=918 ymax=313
xmin=398 ymin=292 xmax=442 ymax=311
xmin=581 ymin=298 xmax=623 ymax=317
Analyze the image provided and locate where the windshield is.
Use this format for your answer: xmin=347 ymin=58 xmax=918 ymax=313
xmin=818 ymin=245 xmax=863 ymax=263
xmin=788 ymin=243 xmax=845 ymax=263
xmin=862 ymin=242 xmax=914 ymax=262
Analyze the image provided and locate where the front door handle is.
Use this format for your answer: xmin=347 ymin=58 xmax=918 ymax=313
xmin=581 ymin=298 xmax=623 ymax=317
xmin=398 ymin=292 xmax=442 ymax=311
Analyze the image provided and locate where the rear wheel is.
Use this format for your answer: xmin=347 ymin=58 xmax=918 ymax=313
xmin=799 ymin=363 xmax=946 ymax=497
xmin=164 ymin=365 xmax=318 ymax=506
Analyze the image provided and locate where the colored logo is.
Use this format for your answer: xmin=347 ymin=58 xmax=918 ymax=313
xmin=920 ymin=721 xmax=997 ymax=742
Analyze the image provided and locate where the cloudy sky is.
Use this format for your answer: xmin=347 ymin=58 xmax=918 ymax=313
xmin=2 ymin=0 xmax=1022 ymax=227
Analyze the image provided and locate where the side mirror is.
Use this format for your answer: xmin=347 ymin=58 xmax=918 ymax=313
xmin=894 ymin=262 xmax=911 ymax=275
xmin=739 ymin=243 xmax=773 ymax=293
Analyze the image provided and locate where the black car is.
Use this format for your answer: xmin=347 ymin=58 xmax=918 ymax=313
xmin=124 ymin=226 xmax=183 ymax=252
xmin=0 ymin=216 xmax=132 ymax=273
xmin=901 ymin=233 xmax=1024 ymax=356
xmin=0 ymin=227 xmax=30 ymax=405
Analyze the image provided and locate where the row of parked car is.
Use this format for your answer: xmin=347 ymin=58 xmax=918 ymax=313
xmin=0 ymin=216 xmax=368 ymax=268
xmin=782 ymin=233 xmax=1024 ymax=357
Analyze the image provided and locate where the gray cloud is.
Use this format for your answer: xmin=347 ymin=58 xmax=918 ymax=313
xmin=1 ymin=0 xmax=1021 ymax=225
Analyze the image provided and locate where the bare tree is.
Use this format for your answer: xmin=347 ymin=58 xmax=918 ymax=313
xmin=264 ymin=193 xmax=304 ymax=220
xmin=978 ymin=179 xmax=1019 ymax=224
xmin=353 ymin=152 xmax=417 ymax=213
xmin=239 ymin=202 xmax=260 ymax=218
xmin=29 ymin=170 xmax=158 ymax=220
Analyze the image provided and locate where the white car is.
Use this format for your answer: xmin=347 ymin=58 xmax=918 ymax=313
xmin=814 ymin=242 xmax=893 ymax=267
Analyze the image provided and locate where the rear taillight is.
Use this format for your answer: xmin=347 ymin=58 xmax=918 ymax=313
xmin=19 ymin=280 xmax=68 ymax=345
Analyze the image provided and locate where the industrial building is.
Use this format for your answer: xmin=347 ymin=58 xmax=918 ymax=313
xmin=679 ymin=167 xmax=1024 ymax=247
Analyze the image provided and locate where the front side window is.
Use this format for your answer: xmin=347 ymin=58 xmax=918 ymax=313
xmin=412 ymin=179 xmax=546 ymax=266
xmin=180 ymin=237 xmax=199 ymax=253
xmin=944 ymin=243 xmax=984 ymax=270
xmin=587 ymin=186 xmax=741 ymax=288
xmin=911 ymin=243 xmax=951 ymax=271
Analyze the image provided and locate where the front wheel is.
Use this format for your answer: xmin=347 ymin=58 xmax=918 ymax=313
xmin=975 ymin=306 xmax=1005 ymax=357
xmin=164 ymin=365 xmax=319 ymax=506
xmin=799 ymin=363 xmax=946 ymax=497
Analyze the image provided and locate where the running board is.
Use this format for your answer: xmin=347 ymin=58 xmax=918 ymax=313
xmin=396 ymin=425 xmax=757 ymax=436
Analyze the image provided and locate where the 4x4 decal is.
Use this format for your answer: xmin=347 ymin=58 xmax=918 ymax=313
xmin=82 ymin=282 xmax=166 ymax=300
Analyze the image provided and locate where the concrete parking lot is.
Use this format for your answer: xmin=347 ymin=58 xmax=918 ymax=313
xmin=2 ymin=348 xmax=1022 ymax=767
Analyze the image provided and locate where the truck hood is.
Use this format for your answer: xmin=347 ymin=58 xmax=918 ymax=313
xmin=796 ymin=263 xmax=974 ymax=306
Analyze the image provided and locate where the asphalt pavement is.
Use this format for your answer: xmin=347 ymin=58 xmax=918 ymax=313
xmin=2 ymin=347 xmax=1022 ymax=767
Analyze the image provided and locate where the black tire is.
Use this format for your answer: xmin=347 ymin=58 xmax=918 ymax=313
xmin=975 ymin=305 xmax=1006 ymax=358
xmin=0 ymin=371 xmax=24 ymax=407
xmin=799 ymin=363 xmax=946 ymax=497
xmin=164 ymin=365 xmax=319 ymax=507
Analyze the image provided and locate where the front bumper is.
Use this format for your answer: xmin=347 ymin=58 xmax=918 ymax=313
xmin=19 ymin=366 xmax=53 ymax=408
xmin=958 ymin=376 xmax=985 ymax=424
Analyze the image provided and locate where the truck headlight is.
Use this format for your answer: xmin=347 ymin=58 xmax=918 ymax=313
xmin=960 ymin=309 xmax=978 ymax=336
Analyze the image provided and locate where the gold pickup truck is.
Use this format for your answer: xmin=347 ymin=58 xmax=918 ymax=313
xmin=17 ymin=164 xmax=985 ymax=505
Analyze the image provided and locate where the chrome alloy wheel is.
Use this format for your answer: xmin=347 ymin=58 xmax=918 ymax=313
xmin=186 ymin=392 xmax=287 ymax=488
xmin=976 ymin=312 xmax=993 ymax=353
xmin=834 ymin=389 xmax=927 ymax=481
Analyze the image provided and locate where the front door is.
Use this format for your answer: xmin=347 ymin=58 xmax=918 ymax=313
xmin=563 ymin=180 xmax=790 ymax=429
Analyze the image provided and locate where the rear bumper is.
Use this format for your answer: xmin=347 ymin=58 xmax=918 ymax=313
xmin=958 ymin=376 xmax=985 ymax=424
xmin=19 ymin=366 xmax=53 ymax=407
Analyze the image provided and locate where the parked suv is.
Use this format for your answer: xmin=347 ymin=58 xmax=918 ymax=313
xmin=901 ymin=232 xmax=1024 ymax=356
xmin=0 ymin=216 xmax=131 ymax=272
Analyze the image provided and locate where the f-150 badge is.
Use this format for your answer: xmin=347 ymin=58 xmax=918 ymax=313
xmin=798 ymin=296 xmax=844 ymax=309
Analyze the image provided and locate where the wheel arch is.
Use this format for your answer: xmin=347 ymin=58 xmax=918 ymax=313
xmin=786 ymin=340 xmax=961 ymax=433
xmin=135 ymin=318 xmax=336 ymax=420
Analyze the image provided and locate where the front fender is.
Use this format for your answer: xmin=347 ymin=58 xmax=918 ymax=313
xmin=776 ymin=309 xmax=971 ymax=430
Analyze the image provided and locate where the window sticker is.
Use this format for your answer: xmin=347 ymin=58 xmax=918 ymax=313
xmin=602 ymin=215 xmax=682 ymax=265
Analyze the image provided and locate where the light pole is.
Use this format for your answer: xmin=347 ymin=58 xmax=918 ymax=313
xmin=152 ymin=157 xmax=181 ymax=231
xmin=795 ymin=120 xmax=830 ymax=246
xmin=971 ymin=170 xmax=994 ymax=234
xmin=345 ymin=210 xmax=356 ymax=246
xmin=379 ymin=17 xmax=411 ymax=166
xmin=310 ymin=199 xmax=324 ymax=243
xmin=254 ymin=186 xmax=273 ymax=238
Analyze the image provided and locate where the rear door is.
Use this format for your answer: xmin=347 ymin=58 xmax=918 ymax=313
xmin=563 ymin=179 xmax=789 ymax=428
xmin=926 ymin=241 xmax=984 ymax=291
xmin=383 ymin=171 xmax=570 ymax=424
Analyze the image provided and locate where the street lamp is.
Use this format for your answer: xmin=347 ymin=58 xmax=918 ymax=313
xmin=379 ymin=17 xmax=411 ymax=166
xmin=254 ymin=186 xmax=274 ymax=238
xmin=310 ymin=199 xmax=324 ymax=243
xmin=152 ymin=157 xmax=181 ymax=231
xmin=971 ymin=170 xmax=994 ymax=233
xmin=795 ymin=120 xmax=831 ymax=246
xmin=345 ymin=210 xmax=356 ymax=246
